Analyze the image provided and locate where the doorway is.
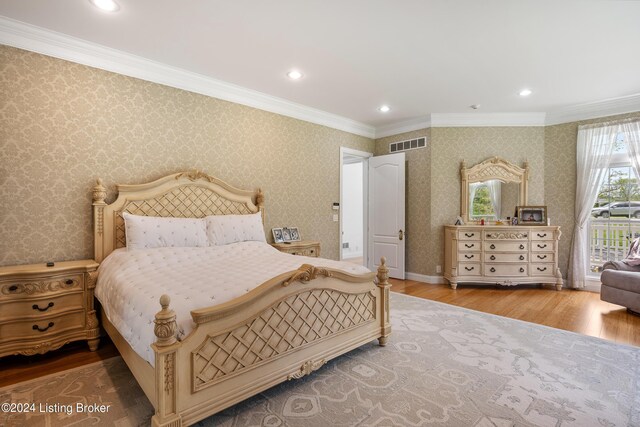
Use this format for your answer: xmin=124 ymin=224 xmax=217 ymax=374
xmin=340 ymin=148 xmax=372 ymax=265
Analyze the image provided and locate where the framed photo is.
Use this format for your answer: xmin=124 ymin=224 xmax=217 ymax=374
xmin=454 ymin=216 xmax=464 ymax=226
xmin=288 ymin=227 xmax=301 ymax=241
xmin=282 ymin=227 xmax=292 ymax=242
xmin=516 ymin=206 xmax=547 ymax=226
xmin=272 ymin=228 xmax=284 ymax=243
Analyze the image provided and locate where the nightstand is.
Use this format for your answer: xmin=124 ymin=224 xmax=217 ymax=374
xmin=0 ymin=260 xmax=100 ymax=358
xmin=271 ymin=241 xmax=321 ymax=257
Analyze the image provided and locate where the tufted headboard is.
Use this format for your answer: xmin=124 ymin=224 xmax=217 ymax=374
xmin=92 ymin=170 xmax=264 ymax=262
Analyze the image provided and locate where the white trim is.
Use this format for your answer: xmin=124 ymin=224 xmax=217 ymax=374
xmin=0 ymin=17 xmax=376 ymax=138
xmin=430 ymin=112 xmax=547 ymax=127
xmin=375 ymin=116 xmax=431 ymax=139
xmin=545 ymin=94 xmax=640 ymax=126
xmin=339 ymin=147 xmax=372 ymax=263
xmin=405 ymin=272 xmax=448 ymax=285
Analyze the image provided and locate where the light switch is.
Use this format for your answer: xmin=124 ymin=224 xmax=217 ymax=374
xmin=332 ymin=214 xmax=339 ymax=222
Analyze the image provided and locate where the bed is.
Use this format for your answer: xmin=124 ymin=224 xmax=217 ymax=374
xmin=91 ymin=170 xmax=391 ymax=427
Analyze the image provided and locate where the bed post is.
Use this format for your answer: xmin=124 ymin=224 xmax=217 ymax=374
xmin=92 ymin=179 xmax=107 ymax=263
xmin=151 ymin=295 xmax=182 ymax=427
xmin=256 ymin=188 xmax=265 ymax=223
xmin=376 ymin=257 xmax=391 ymax=346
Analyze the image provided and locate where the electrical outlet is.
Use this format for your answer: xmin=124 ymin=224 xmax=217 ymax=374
xmin=332 ymin=214 xmax=339 ymax=222
xmin=436 ymin=265 xmax=442 ymax=273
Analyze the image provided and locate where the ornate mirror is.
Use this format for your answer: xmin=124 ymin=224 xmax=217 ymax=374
xmin=460 ymin=157 xmax=529 ymax=223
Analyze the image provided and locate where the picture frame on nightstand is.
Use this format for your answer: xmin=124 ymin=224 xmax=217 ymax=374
xmin=288 ymin=227 xmax=301 ymax=241
xmin=282 ymin=227 xmax=292 ymax=242
xmin=272 ymin=228 xmax=284 ymax=243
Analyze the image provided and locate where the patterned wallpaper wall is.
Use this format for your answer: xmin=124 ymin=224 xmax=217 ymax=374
xmin=376 ymin=127 xmax=545 ymax=277
xmin=0 ymin=46 xmax=374 ymax=266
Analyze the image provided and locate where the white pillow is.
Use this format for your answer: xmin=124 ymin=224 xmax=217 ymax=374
xmin=205 ymin=212 xmax=266 ymax=246
xmin=123 ymin=212 xmax=208 ymax=250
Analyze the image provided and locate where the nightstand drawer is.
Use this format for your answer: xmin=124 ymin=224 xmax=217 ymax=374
xmin=0 ymin=274 xmax=83 ymax=301
xmin=0 ymin=292 xmax=84 ymax=322
xmin=0 ymin=311 xmax=85 ymax=344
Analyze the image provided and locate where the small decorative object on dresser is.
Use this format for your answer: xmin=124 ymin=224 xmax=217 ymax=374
xmin=0 ymin=260 xmax=100 ymax=357
xmin=288 ymin=227 xmax=301 ymax=241
xmin=271 ymin=240 xmax=320 ymax=257
xmin=271 ymin=227 xmax=284 ymax=243
xmin=517 ymin=206 xmax=547 ymax=226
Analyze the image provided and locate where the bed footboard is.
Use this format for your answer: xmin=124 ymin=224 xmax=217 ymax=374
xmin=151 ymin=258 xmax=391 ymax=427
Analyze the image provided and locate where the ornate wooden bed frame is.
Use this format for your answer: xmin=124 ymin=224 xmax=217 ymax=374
xmin=91 ymin=171 xmax=391 ymax=427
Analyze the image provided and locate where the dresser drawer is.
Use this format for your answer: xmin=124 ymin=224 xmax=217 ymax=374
xmin=458 ymin=263 xmax=481 ymax=276
xmin=485 ymin=242 xmax=527 ymax=252
xmin=0 ymin=274 xmax=83 ymax=301
xmin=484 ymin=253 xmax=528 ymax=263
xmin=0 ymin=292 xmax=84 ymax=323
xmin=460 ymin=252 xmax=480 ymax=262
xmin=531 ymin=230 xmax=553 ymax=240
xmin=0 ymin=311 xmax=85 ymax=343
xmin=484 ymin=230 xmax=528 ymax=240
xmin=484 ymin=264 xmax=528 ymax=277
xmin=458 ymin=241 xmax=481 ymax=252
xmin=531 ymin=264 xmax=555 ymax=276
xmin=458 ymin=230 xmax=480 ymax=240
xmin=532 ymin=253 xmax=554 ymax=262
xmin=532 ymin=241 xmax=554 ymax=252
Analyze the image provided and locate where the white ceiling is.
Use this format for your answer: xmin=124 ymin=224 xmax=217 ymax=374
xmin=1 ymin=0 xmax=640 ymax=135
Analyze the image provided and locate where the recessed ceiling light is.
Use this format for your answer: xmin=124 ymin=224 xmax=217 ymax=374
xmin=519 ymin=89 xmax=532 ymax=97
xmin=378 ymin=105 xmax=391 ymax=113
xmin=470 ymin=104 xmax=481 ymax=110
xmin=287 ymin=70 xmax=303 ymax=80
xmin=89 ymin=0 xmax=120 ymax=12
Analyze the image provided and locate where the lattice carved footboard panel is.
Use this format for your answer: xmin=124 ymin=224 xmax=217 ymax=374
xmin=192 ymin=289 xmax=376 ymax=392
xmin=114 ymin=186 xmax=253 ymax=248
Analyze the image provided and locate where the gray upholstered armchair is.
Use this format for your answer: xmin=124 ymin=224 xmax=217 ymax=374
xmin=600 ymin=242 xmax=640 ymax=315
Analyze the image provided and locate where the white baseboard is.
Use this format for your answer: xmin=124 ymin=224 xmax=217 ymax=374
xmin=583 ymin=279 xmax=602 ymax=293
xmin=405 ymin=272 xmax=448 ymax=285
xmin=342 ymin=252 xmax=363 ymax=260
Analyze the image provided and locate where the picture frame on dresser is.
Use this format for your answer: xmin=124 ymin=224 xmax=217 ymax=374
xmin=517 ymin=206 xmax=547 ymax=226
xmin=288 ymin=227 xmax=301 ymax=241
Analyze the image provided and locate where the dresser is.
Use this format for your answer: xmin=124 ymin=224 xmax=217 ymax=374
xmin=271 ymin=241 xmax=320 ymax=257
xmin=0 ymin=260 xmax=100 ymax=357
xmin=444 ymin=225 xmax=563 ymax=290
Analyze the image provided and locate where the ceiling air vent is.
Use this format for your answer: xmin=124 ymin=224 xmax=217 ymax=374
xmin=389 ymin=137 xmax=427 ymax=153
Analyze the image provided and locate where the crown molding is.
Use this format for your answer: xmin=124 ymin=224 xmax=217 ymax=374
xmin=545 ymin=93 xmax=640 ymax=126
xmin=430 ymin=112 xmax=547 ymax=127
xmin=0 ymin=17 xmax=375 ymax=139
xmin=374 ymin=116 xmax=431 ymax=139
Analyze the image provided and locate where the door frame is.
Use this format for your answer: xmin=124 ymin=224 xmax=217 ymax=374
xmin=339 ymin=147 xmax=373 ymax=262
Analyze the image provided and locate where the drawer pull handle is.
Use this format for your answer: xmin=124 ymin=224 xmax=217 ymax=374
xmin=537 ymin=255 xmax=547 ymax=260
xmin=537 ymin=233 xmax=547 ymax=238
xmin=520 ymin=267 xmax=525 ymax=273
xmin=64 ymin=279 xmax=74 ymax=285
xmin=465 ymin=233 xmax=474 ymax=237
xmin=490 ymin=267 xmax=496 ymax=273
xmin=537 ymin=244 xmax=547 ymax=249
xmin=537 ymin=267 xmax=547 ymax=272
xmin=465 ymin=244 xmax=474 ymax=248
xmin=519 ymin=244 xmax=525 ymax=250
xmin=464 ymin=254 xmax=474 ymax=259
xmin=490 ymin=244 xmax=496 ymax=249
xmin=8 ymin=285 xmax=18 ymax=292
xmin=490 ymin=255 xmax=496 ymax=260
xmin=32 ymin=302 xmax=54 ymax=312
xmin=519 ymin=255 xmax=525 ymax=260
xmin=32 ymin=322 xmax=54 ymax=332
xmin=465 ymin=266 xmax=474 ymax=271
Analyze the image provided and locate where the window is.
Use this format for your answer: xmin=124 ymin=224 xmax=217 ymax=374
xmin=589 ymin=134 xmax=640 ymax=273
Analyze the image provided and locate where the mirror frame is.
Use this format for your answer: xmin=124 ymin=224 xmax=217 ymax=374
xmin=460 ymin=156 xmax=529 ymax=223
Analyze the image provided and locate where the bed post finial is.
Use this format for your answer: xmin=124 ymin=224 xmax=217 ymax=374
xmin=154 ymin=295 xmax=177 ymax=346
xmin=93 ymin=179 xmax=107 ymax=204
xmin=376 ymin=257 xmax=391 ymax=346
xmin=256 ymin=188 xmax=264 ymax=208
xmin=93 ymin=179 xmax=107 ymax=263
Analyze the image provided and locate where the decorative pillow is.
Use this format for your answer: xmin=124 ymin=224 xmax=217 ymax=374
xmin=123 ymin=212 xmax=208 ymax=250
xmin=205 ymin=212 xmax=266 ymax=246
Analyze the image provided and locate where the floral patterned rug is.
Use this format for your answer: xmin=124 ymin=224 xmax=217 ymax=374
xmin=1 ymin=293 xmax=639 ymax=426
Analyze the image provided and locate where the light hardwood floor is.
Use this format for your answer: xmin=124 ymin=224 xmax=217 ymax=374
xmin=1 ymin=281 xmax=638 ymax=388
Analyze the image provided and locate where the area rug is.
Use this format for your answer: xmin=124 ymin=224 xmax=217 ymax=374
xmin=1 ymin=293 xmax=639 ymax=427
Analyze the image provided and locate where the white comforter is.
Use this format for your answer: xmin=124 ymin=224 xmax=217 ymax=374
xmin=95 ymin=241 xmax=370 ymax=365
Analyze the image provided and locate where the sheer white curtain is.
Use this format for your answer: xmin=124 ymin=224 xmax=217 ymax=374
xmin=621 ymin=120 xmax=640 ymax=181
xmin=486 ymin=180 xmax=502 ymax=219
xmin=469 ymin=182 xmax=479 ymax=216
xmin=568 ymin=124 xmax=618 ymax=288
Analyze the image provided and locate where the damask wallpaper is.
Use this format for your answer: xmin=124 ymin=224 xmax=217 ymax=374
xmin=0 ymin=45 xmax=374 ymax=266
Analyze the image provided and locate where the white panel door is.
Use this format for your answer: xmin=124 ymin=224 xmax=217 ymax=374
xmin=368 ymin=153 xmax=405 ymax=279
